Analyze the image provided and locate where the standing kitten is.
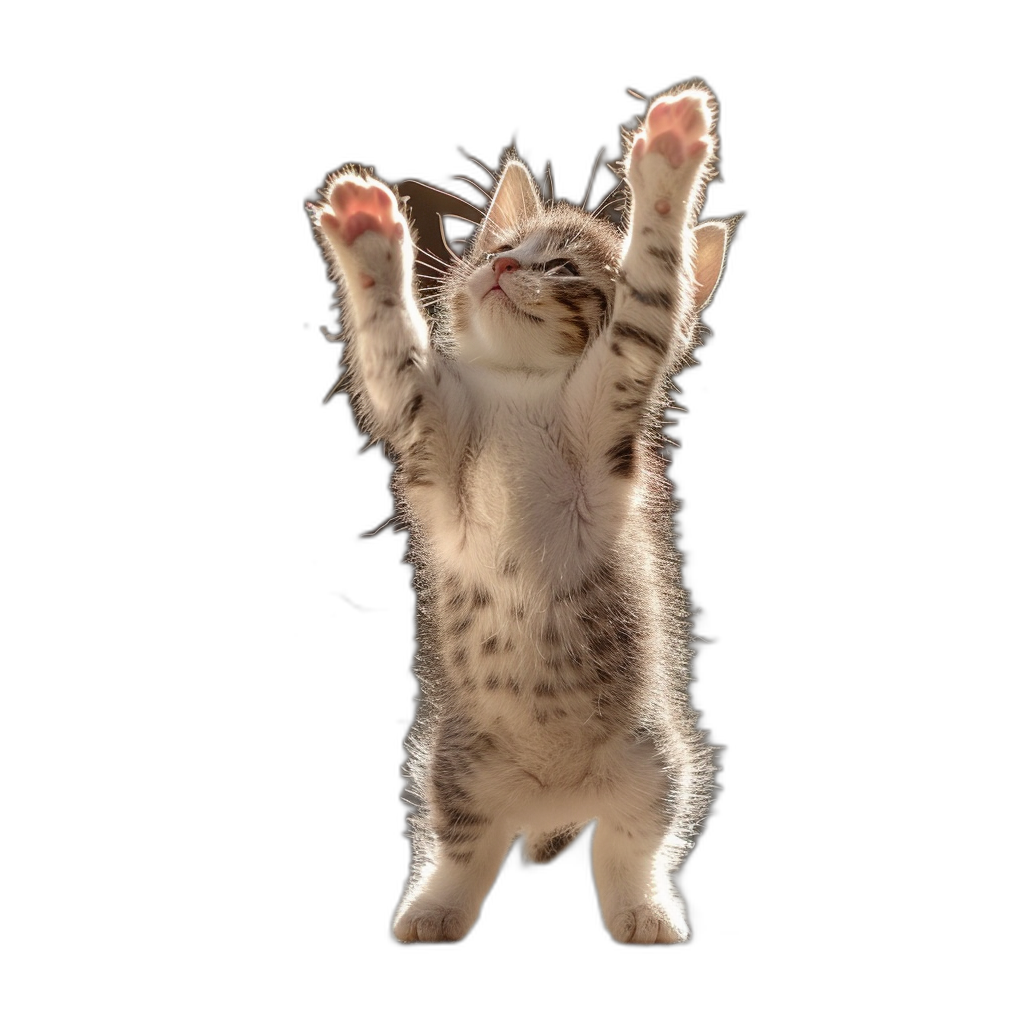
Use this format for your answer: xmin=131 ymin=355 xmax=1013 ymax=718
xmin=308 ymin=81 xmax=735 ymax=943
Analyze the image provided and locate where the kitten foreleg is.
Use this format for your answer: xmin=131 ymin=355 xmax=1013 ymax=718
xmin=565 ymin=90 xmax=715 ymax=466
xmin=310 ymin=172 xmax=434 ymax=450
xmin=610 ymin=88 xmax=713 ymax=371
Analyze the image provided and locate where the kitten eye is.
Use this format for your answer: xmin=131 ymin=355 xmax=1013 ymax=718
xmin=542 ymin=258 xmax=579 ymax=277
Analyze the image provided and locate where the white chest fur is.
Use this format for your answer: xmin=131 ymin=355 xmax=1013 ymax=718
xmin=407 ymin=366 xmax=630 ymax=590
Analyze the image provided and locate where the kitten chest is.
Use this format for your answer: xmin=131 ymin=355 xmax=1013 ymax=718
xmin=415 ymin=405 xmax=601 ymax=585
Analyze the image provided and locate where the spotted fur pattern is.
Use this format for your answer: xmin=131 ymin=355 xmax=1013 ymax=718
xmin=308 ymin=81 xmax=735 ymax=943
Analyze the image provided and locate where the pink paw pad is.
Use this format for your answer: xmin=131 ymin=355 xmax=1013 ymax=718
xmin=321 ymin=178 xmax=404 ymax=246
xmin=632 ymin=93 xmax=710 ymax=169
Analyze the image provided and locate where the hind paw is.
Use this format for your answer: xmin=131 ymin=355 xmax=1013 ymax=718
xmin=394 ymin=903 xmax=472 ymax=943
xmin=609 ymin=903 xmax=689 ymax=944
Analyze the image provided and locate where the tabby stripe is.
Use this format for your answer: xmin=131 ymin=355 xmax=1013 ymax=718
xmin=618 ymin=270 xmax=672 ymax=311
xmin=365 ymin=302 xmax=397 ymax=329
xmin=607 ymin=435 xmax=635 ymax=476
xmin=629 ymin=286 xmax=674 ymax=309
xmin=613 ymin=321 xmax=667 ymax=354
xmin=646 ymin=245 xmax=681 ymax=269
xmin=438 ymin=825 xmax=486 ymax=845
xmin=406 ymin=392 xmax=423 ymax=419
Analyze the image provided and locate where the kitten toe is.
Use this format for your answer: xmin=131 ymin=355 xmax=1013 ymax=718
xmin=609 ymin=904 xmax=689 ymax=944
xmin=628 ymin=89 xmax=713 ymax=209
xmin=394 ymin=905 xmax=472 ymax=943
xmin=641 ymin=92 xmax=711 ymax=169
xmin=327 ymin=176 xmax=404 ymax=246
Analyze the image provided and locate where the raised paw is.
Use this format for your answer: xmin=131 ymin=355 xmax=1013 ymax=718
xmin=319 ymin=176 xmax=405 ymax=248
xmin=632 ymin=92 xmax=711 ymax=170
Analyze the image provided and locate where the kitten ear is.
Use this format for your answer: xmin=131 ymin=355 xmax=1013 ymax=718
xmin=475 ymin=160 xmax=542 ymax=252
xmin=692 ymin=216 xmax=740 ymax=311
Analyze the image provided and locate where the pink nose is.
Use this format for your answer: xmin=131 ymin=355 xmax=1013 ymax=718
xmin=492 ymin=256 xmax=520 ymax=279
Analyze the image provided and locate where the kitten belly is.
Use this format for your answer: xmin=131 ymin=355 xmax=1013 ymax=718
xmin=430 ymin=551 xmax=650 ymax=748
xmin=432 ymin=607 xmax=671 ymax=831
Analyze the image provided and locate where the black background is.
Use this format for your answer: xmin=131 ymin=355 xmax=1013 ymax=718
xmin=237 ymin=54 xmax=823 ymax=983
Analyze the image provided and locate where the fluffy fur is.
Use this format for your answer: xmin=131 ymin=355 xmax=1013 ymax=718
xmin=307 ymin=80 xmax=735 ymax=943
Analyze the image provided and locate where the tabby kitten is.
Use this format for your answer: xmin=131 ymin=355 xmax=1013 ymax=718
xmin=308 ymin=81 xmax=735 ymax=943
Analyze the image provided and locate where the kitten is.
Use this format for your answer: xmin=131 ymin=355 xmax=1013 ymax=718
xmin=307 ymin=81 xmax=735 ymax=943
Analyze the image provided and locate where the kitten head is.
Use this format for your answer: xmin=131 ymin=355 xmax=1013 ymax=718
xmin=443 ymin=160 xmax=621 ymax=372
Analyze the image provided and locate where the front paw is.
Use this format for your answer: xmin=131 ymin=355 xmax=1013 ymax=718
xmin=627 ymin=91 xmax=713 ymax=214
xmin=632 ymin=91 xmax=711 ymax=169
xmin=321 ymin=175 xmax=404 ymax=246
xmin=311 ymin=172 xmax=408 ymax=290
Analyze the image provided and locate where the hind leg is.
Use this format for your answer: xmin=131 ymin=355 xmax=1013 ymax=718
xmin=591 ymin=740 xmax=690 ymax=943
xmin=395 ymin=818 xmax=514 ymax=942
xmin=592 ymin=822 xmax=689 ymax=943
xmin=394 ymin=718 xmax=515 ymax=942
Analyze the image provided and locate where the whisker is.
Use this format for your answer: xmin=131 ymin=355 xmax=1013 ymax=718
xmin=454 ymin=174 xmax=493 ymax=201
xmin=593 ymin=181 xmax=628 ymax=221
xmin=543 ymin=161 xmax=555 ymax=203
xmin=415 ymin=248 xmax=453 ymax=271
xmin=581 ymin=147 xmax=605 ymax=211
xmin=458 ymin=149 xmax=499 ymax=184
xmin=414 ymin=251 xmax=450 ymax=266
xmin=434 ymin=214 xmax=463 ymax=264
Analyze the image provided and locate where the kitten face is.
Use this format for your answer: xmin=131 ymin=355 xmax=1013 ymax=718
xmin=447 ymin=204 xmax=620 ymax=372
